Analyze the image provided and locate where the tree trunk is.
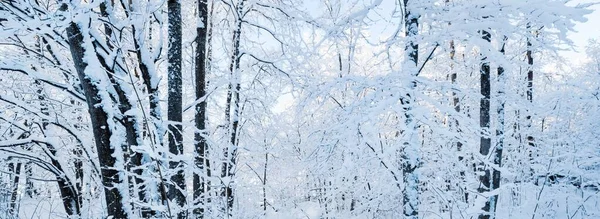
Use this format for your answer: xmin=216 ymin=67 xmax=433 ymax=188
xmin=194 ymin=0 xmax=211 ymax=217
xmin=477 ymin=28 xmax=493 ymax=219
xmin=263 ymin=152 xmax=268 ymax=214
xmin=129 ymin=11 xmax=162 ymax=219
xmin=9 ymin=162 xmax=21 ymax=217
xmin=167 ymin=0 xmax=186 ymax=217
xmin=526 ymin=26 xmax=536 ymax=178
xmin=98 ymin=3 xmax=152 ymax=216
xmin=65 ymin=17 xmax=128 ymax=218
xmin=222 ymin=0 xmax=244 ymax=215
xmin=401 ymin=1 xmax=419 ymax=218
xmin=490 ymin=36 xmax=508 ymax=218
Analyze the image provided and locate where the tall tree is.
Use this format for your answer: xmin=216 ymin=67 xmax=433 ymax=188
xmin=36 ymin=75 xmax=83 ymax=216
xmin=125 ymin=0 xmax=164 ymax=215
xmin=491 ymin=36 xmax=507 ymax=218
xmin=222 ymin=0 xmax=245 ymax=214
xmin=65 ymin=18 xmax=128 ymax=219
xmin=401 ymin=0 xmax=420 ymax=218
xmin=445 ymin=0 xmax=469 ymax=205
xmin=8 ymin=160 xmax=21 ymax=216
xmin=525 ymin=24 xmax=536 ymax=177
xmin=167 ymin=0 xmax=186 ymax=217
xmin=477 ymin=27 xmax=493 ymax=219
xmin=60 ymin=0 xmax=136 ymax=215
xmin=0 ymin=0 xmax=594 ymax=218
xmin=194 ymin=0 xmax=211 ymax=217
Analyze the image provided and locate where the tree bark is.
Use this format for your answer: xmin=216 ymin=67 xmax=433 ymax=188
xmin=167 ymin=0 xmax=186 ymax=217
xmin=490 ymin=36 xmax=508 ymax=218
xmin=262 ymin=152 xmax=268 ymax=214
xmin=128 ymin=12 xmax=161 ymax=219
xmin=222 ymin=0 xmax=244 ymax=215
xmin=9 ymin=162 xmax=21 ymax=217
xmin=526 ymin=26 xmax=536 ymax=178
xmin=65 ymin=19 xmax=127 ymax=218
xmin=477 ymin=28 xmax=492 ymax=219
xmin=401 ymin=1 xmax=420 ymax=218
xmin=193 ymin=0 xmax=211 ymax=217
xmin=98 ymin=3 xmax=157 ymax=216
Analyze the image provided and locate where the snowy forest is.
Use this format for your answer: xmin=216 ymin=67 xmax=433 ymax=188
xmin=0 ymin=0 xmax=599 ymax=218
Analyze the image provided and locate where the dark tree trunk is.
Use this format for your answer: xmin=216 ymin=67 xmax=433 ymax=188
xmin=526 ymin=26 xmax=536 ymax=176
xmin=194 ymin=0 xmax=211 ymax=217
xmin=526 ymin=39 xmax=533 ymax=106
xmin=477 ymin=28 xmax=492 ymax=219
xmin=64 ymin=9 xmax=127 ymax=217
xmin=401 ymin=0 xmax=419 ymax=218
xmin=126 ymin=1 xmax=164 ymax=216
xmin=24 ymin=163 xmax=35 ymax=198
xmin=167 ymin=0 xmax=186 ymax=217
xmin=262 ymin=152 xmax=268 ymax=214
xmin=222 ymin=0 xmax=244 ymax=215
xmin=490 ymin=37 xmax=508 ymax=217
xmin=9 ymin=162 xmax=21 ymax=217
xmin=47 ymin=144 xmax=83 ymax=216
xmin=98 ymin=3 xmax=151 ymax=216
xmin=449 ymin=39 xmax=469 ymax=204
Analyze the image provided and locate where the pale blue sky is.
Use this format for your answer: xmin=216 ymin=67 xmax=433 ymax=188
xmin=568 ymin=0 xmax=600 ymax=59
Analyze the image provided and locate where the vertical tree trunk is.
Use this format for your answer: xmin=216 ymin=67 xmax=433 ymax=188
xmin=98 ymin=3 xmax=150 ymax=216
xmin=194 ymin=0 xmax=211 ymax=217
xmin=444 ymin=0 xmax=468 ymax=207
xmin=526 ymin=26 xmax=535 ymax=178
xmin=490 ymin=36 xmax=508 ymax=217
xmin=222 ymin=0 xmax=244 ymax=215
xmin=477 ymin=28 xmax=492 ymax=219
xmin=24 ymin=163 xmax=35 ymax=198
xmin=9 ymin=162 xmax=21 ymax=217
xmin=47 ymin=146 xmax=83 ymax=217
xmin=129 ymin=5 xmax=162 ymax=217
xmin=449 ymin=39 xmax=469 ymax=204
xmin=167 ymin=0 xmax=186 ymax=217
xmin=401 ymin=1 xmax=419 ymax=218
xmin=262 ymin=152 xmax=268 ymax=214
xmin=449 ymin=41 xmax=459 ymax=148
xmin=526 ymin=37 xmax=533 ymax=112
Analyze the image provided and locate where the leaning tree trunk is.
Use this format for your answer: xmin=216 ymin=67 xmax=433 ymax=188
xmin=401 ymin=0 xmax=420 ymax=218
xmin=194 ymin=0 xmax=212 ymax=217
xmin=36 ymin=78 xmax=83 ymax=217
xmin=167 ymin=0 xmax=186 ymax=217
xmin=65 ymin=19 xmax=128 ymax=219
xmin=98 ymin=4 xmax=151 ymax=216
xmin=39 ymin=35 xmax=84 ymax=210
xmin=63 ymin=2 xmax=160 ymax=217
